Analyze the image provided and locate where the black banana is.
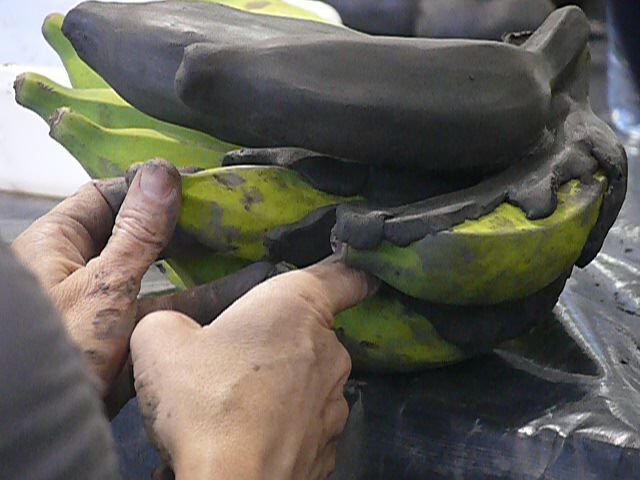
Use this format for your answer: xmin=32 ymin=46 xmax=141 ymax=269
xmin=61 ymin=1 xmax=355 ymax=137
xmin=64 ymin=3 xmax=589 ymax=173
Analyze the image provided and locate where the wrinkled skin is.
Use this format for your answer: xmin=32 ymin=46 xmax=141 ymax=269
xmin=12 ymin=160 xmax=283 ymax=409
xmin=131 ymin=259 xmax=374 ymax=479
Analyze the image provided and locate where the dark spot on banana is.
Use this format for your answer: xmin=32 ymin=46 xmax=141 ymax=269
xmin=212 ymin=171 xmax=245 ymax=189
xmin=359 ymin=340 xmax=378 ymax=349
xmin=241 ymin=187 xmax=263 ymax=211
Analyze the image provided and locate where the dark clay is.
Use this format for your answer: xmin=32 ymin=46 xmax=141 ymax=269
xmin=176 ymin=7 xmax=588 ymax=172
xmin=62 ymin=1 xmax=359 ymax=134
xmin=332 ymin=45 xmax=628 ymax=267
xmin=399 ymin=269 xmax=572 ymax=355
xmin=223 ymin=148 xmax=479 ymax=206
xmin=66 ymin=4 xmax=587 ymax=173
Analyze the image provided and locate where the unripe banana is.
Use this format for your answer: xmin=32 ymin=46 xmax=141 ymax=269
xmin=61 ymin=1 xmax=357 ymax=135
xmin=48 ymin=107 xmax=228 ymax=177
xmin=179 ymin=166 xmax=355 ymax=261
xmin=14 ymin=72 xmax=236 ymax=151
xmin=160 ymin=252 xmax=251 ymax=289
xmin=336 ymin=267 xmax=570 ymax=371
xmin=335 ymin=292 xmax=465 ymax=371
xmin=42 ymin=13 xmax=109 ymax=89
xmin=341 ymin=174 xmax=606 ymax=305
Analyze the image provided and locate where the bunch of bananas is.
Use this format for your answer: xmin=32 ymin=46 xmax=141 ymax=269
xmin=15 ymin=1 xmax=627 ymax=371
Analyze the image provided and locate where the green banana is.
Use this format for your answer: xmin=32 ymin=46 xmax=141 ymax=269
xmin=48 ymin=107 xmax=230 ymax=178
xmin=42 ymin=13 xmax=110 ymax=89
xmin=160 ymin=252 xmax=252 ymax=289
xmin=14 ymin=71 xmax=236 ymax=151
xmin=179 ymin=166 xmax=355 ymax=261
xmin=342 ymin=174 xmax=606 ymax=305
xmin=335 ymin=292 xmax=465 ymax=371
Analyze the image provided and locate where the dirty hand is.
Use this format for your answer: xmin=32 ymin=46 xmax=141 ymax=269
xmin=11 ymin=160 xmax=270 ymax=396
xmin=131 ymin=259 xmax=374 ymax=480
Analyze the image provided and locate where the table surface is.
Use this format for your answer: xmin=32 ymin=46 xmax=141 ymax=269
xmin=1 ymin=16 xmax=639 ymax=480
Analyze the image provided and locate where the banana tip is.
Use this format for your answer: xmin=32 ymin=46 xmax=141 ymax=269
xmin=12 ymin=74 xmax=25 ymax=99
xmin=42 ymin=13 xmax=64 ymax=36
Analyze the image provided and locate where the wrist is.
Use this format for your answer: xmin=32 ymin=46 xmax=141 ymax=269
xmin=173 ymin=439 xmax=264 ymax=480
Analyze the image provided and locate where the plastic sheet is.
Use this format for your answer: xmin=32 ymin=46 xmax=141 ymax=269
xmin=111 ymin=26 xmax=640 ymax=480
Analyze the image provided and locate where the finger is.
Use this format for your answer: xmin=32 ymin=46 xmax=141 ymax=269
xmin=11 ymin=179 xmax=121 ymax=288
xmin=130 ymin=310 xmax=201 ymax=368
xmin=310 ymin=439 xmax=339 ymax=480
xmin=324 ymin=336 xmax=352 ymax=400
xmin=259 ymin=256 xmax=376 ymax=326
xmin=91 ymin=159 xmax=181 ymax=286
xmin=322 ymin=396 xmax=350 ymax=443
xmin=104 ymin=355 xmax=135 ymax=419
xmin=137 ymin=261 xmax=279 ymax=325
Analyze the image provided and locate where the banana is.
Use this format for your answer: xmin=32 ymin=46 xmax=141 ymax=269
xmin=61 ymin=1 xmax=358 ymax=135
xmin=336 ymin=267 xmax=570 ymax=371
xmin=179 ymin=165 xmax=355 ymax=261
xmin=48 ymin=107 xmax=228 ymax=177
xmin=41 ymin=13 xmax=110 ymax=89
xmin=14 ymin=71 xmax=236 ymax=152
xmin=43 ymin=1 xmax=331 ymax=90
xmin=335 ymin=292 xmax=465 ymax=371
xmin=160 ymin=252 xmax=252 ymax=289
xmin=62 ymin=3 xmax=600 ymax=178
xmin=340 ymin=174 xmax=606 ymax=305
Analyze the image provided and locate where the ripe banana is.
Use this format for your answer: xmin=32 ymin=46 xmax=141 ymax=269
xmin=14 ymin=71 xmax=236 ymax=152
xmin=48 ymin=107 xmax=228 ymax=177
xmin=42 ymin=12 xmax=110 ymax=89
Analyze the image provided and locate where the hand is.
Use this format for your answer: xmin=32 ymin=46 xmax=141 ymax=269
xmin=131 ymin=258 xmax=374 ymax=480
xmin=11 ymin=160 xmax=275 ymax=396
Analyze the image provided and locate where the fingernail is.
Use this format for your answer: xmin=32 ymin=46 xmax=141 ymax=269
xmin=139 ymin=162 xmax=176 ymax=201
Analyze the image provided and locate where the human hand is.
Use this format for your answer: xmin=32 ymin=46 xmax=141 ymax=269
xmin=11 ymin=160 xmax=276 ymax=396
xmin=131 ymin=258 xmax=375 ymax=480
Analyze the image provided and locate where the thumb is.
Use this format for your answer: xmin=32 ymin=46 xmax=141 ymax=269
xmin=90 ymin=159 xmax=181 ymax=285
xmin=130 ymin=311 xmax=200 ymax=464
xmin=131 ymin=311 xmax=200 ymax=368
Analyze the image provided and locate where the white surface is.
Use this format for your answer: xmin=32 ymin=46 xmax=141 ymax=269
xmin=1 ymin=64 xmax=90 ymax=196
xmin=0 ymin=0 xmax=340 ymax=197
xmin=1 ymin=0 xmax=103 ymax=196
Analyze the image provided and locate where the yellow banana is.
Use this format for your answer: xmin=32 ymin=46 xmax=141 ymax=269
xmin=179 ymin=166 xmax=355 ymax=261
xmin=342 ymin=174 xmax=606 ymax=305
xmin=335 ymin=292 xmax=465 ymax=371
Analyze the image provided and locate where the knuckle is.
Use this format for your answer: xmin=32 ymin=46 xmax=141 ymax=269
xmin=113 ymin=207 xmax=165 ymax=249
xmin=131 ymin=311 xmax=174 ymax=346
